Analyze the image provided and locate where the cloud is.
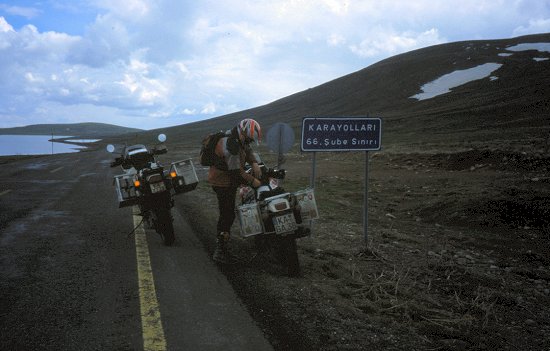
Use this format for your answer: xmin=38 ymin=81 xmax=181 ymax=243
xmin=350 ymin=28 xmax=445 ymax=58
xmin=200 ymin=102 xmax=216 ymax=114
xmin=67 ymin=13 xmax=131 ymax=67
xmin=91 ymin=0 xmax=150 ymax=20
xmin=513 ymin=18 xmax=550 ymax=36
xmin=181 ymin=108 xmax=196 ymax=115
xmin=0 ymin=4 xmax=40 ymax=19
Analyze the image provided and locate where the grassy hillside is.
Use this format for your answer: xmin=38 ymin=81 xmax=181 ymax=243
xmin=152 ymin=32 xmax=549 ymax=155
xmin=0 ymin=122 xmax=142 ymax=138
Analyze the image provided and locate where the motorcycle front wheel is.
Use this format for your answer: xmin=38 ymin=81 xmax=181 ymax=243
xmin=154 ymin=208 xmax=175 ymax=246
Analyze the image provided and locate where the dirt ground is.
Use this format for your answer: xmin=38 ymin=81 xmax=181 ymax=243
xmin=172 ymin=147 xmax=550 ymax=350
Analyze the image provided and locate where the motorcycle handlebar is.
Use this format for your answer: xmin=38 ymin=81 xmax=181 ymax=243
xmin=110 ymin=158 xmax=123 ymax=168
xmin=245 ymin=162 xmax=285 ymax=182
xmin=264 ymin=168 xmax=286 ymax=180
xmin=153 ymin=145 xmax=167 ymax=155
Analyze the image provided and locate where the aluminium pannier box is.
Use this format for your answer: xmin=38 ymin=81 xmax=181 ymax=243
xmin=170 ymin=159 xmax=199 ymax=194
xmin=293 ymin=188 xmax=319 ymax=221
xmin=113 ymin=173 xmax=140 ymax=208
xmin=237 ymin=203 xmax=264 ymax=237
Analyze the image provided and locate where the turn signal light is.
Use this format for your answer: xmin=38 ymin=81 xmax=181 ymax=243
xmin=133 ymin=180 xmax=141 ymax=187
xmin=170 ymin=171 xmax=177 ymax=178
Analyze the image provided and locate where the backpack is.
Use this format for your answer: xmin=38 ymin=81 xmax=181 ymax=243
xmin=199 ymin=131 xmax=228 ymax=170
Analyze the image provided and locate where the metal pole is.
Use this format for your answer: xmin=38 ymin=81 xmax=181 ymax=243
xmin=364 ymin=151 xmax=369 ymax=244
xmin=309 ymin=151 xmax=317 ymax=230
xmin=310 ymin=151 xmax=317 ymax=189
xmin=51 ymin=129 xmax=54 ymax=155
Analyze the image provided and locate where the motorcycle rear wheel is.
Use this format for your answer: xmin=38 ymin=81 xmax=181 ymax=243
xmin=154 ymin=208 xmax=175 ymax=246
xmin=254 ymin=234 xmax=301 ymax=276
xmin=283 ymin=236 xmax=301 ymax=277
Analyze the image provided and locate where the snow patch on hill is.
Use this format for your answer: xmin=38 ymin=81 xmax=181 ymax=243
xmin=411 ymin=63 xmax=502 ymax=101
xmin=506 ymin=42 xmax=550 ymax=53
xmin=411 ymin=42 xmax=550 ymax=101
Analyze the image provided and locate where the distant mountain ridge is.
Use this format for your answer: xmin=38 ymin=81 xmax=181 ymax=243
xmin=157 ymin=32 xmax=550 ymax=154
xmin=0 ymin=123 xmax=142 ymax=138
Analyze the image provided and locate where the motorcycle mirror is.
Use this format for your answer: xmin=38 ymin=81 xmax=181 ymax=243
xmin=158 ymin=134 xmax=167 ymax=143
xmin=106 ymin=144 xmax=115 ymax=153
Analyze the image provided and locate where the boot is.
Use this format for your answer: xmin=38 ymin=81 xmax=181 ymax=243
xmin=213 ymin=232 xmax=232 ymax=264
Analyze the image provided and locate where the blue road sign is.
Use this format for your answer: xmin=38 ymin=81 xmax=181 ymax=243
xmin=301 ymin=117 xmax=382 ymax=152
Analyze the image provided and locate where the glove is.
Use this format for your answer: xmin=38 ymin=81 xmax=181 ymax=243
xmin=252 ymin=162 xmax=262 ymax=179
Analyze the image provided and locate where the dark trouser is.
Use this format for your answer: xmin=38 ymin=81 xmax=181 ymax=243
xmin=213 ymin=186 xmax=238 ymax=233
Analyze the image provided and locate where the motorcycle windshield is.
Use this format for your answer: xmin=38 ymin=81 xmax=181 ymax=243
xmin=128 ymin=147 xmax=148 ymax=155
xmin=124 ymin=145 xmax=154 ymax=170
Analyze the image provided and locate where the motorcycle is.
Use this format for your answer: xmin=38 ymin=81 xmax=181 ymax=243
xmin=237 ymin=154 xmax=318 ymax=276
xmin=106 ymin=134 xmax=198 ymax=245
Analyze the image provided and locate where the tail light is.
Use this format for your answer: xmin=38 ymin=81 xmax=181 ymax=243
xmin=267 ymin=197 xmax=290 ymax=212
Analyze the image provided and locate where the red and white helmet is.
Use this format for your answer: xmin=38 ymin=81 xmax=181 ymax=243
xmin=238 ymin=118 xmax=261 ymax=145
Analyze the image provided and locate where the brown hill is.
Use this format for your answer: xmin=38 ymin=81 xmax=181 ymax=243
xmin=152 ymin=32 xmax=550 ymax=155
xmin=0 ymin=122 xmax=142 ymax=138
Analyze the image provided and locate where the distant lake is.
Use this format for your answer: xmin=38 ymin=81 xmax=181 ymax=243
xmin=0 ymin=135 xmax=94 ymax=156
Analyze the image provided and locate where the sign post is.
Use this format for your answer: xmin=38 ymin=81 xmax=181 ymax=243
xmin=301 ymin=117 xmax=382 ymax=244
xmin=364 ymin=151 xmax=369 ymax=244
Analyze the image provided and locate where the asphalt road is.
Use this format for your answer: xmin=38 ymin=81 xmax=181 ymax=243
xmin=0 ymin=149 xmax=273 ymax=351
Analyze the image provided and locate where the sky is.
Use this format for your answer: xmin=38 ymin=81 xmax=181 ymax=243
xmin=0 ymin=0 xmax=550 ymax=130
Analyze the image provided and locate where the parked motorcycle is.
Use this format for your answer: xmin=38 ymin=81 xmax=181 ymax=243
xmin=237 ymin=154 xmax=318 ymax=276
xmin=106 ymin=134 xmax=198 ymax=245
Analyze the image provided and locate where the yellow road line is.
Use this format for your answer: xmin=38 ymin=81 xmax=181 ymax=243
xmin=133 ymin=209 xmax=167 ymax=351
xmin=50 ymin=166 xmax=64 ymax=173
xmin=0 ymin=189 xmax=12 ymax=196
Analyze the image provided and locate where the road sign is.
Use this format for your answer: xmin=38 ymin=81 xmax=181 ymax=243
xmin=266 ymin=122 xmax=295 ymax=154
xmin=267 ymin=122 xmax=295 ymax=167
xmin=301 ymin=116 xmax=382 ymax=245
xmin=301 ymin=117 xmax=382 ymax=152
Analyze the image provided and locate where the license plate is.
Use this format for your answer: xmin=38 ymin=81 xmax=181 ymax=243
xmin=150 ymin=181 xmax=166 ymax=193
xmin=273 ymin=213 xmax=297 ymax=234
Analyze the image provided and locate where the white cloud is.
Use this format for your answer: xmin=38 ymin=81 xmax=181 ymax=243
xmin=67 ymin=14 xmax=130 ymax=67
xmin=350 ymin=28 xmax=445 ymax=58
xmin=25 ymin=72 xmax=44 ymax=83
xmin=0 ymin=5 xmax=40 ymax=19
xmin=513 ymin=18 xmax=550 ymax=36
xmin=181 ymin=108 xmax=196 ymax=115
xmin=91 ymin=0 xmax=150 ymax=20
xmin=0 ymin=16 xmax=13 ymax=49
xmin=200 ymin=102 xmax=216 ymax=114
xmin=0 ymin=16 xmax=13 ymax=32
xmin=327 ymin=33 xmax=346 ymax=46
